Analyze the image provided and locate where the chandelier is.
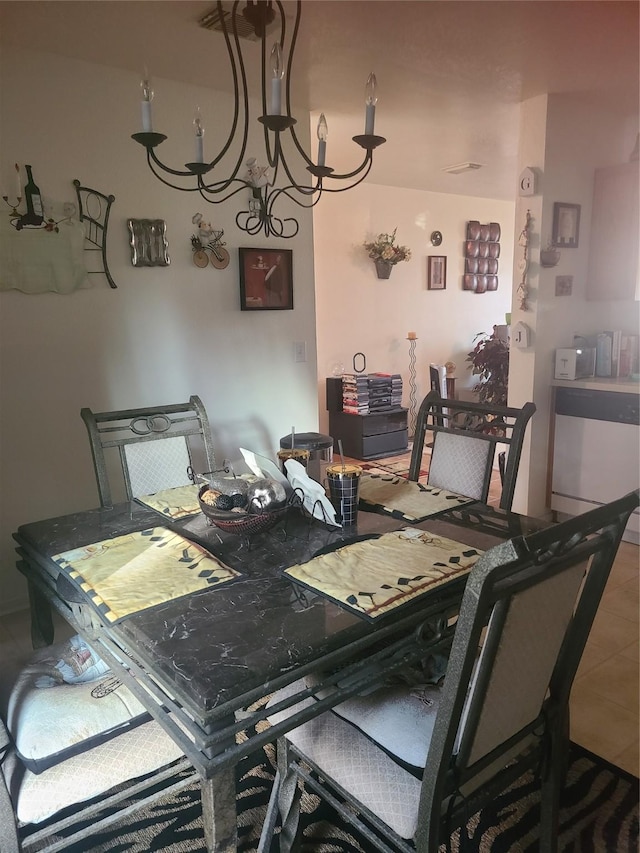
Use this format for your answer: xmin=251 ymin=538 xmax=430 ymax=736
xmin=132 ymin=0 xmax=386 ymax=239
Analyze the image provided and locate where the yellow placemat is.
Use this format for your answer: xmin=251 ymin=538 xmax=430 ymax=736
xmin=136 ymin=484 xmax=201 ymax=519
xmin=285 ymin=528 xmax=482 ymax=619
xmin=53 ymin=527 xmax=241 ymax=622
xmin=358 ymin=472 xmax=474 ymax=522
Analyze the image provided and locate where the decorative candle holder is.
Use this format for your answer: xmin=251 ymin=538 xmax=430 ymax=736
xmin=407 ymin=333 xmax=418 ymax=438
xmin=3 ymin=195 xmax=22 ymax=218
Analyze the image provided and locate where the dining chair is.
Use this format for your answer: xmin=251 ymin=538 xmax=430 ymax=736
xmin=0 ymin=634 xmax=197 ymax=852
xmin=408 ymin=389 xmax=536 ymax=511
xmin=266 ymin=489 xmax=639 ymax=853
xmin=81 ymin=395 xmax=216 ymax=507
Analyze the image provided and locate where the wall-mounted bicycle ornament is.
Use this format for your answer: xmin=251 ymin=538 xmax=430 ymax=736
xmin=190 ymin=213 xmax=230 ymax=269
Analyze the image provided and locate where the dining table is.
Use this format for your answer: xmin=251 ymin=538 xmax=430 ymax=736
xmin=13 ymin=490 xmax=545 ymax=852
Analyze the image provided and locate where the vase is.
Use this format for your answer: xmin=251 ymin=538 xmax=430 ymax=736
xmin=375 ymin=259 xmax=392 ymax=279
xmin=540 ymin=248 xmax=561 ymax=268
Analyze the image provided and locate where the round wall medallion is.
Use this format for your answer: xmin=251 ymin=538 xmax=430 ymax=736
xmin=430 ymin=230 xmax=443 ymax=246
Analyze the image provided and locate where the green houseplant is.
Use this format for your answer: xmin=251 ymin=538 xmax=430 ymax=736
xmin=466 ymin=327 xmax=509 ymax=406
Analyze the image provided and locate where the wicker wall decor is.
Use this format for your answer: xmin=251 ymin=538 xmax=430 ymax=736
xmin=463 ymin=221 xmax=500 ymax=293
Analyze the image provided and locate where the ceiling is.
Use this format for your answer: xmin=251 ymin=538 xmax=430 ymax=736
xmin=1 ymin=1 xmax=638 ymax=199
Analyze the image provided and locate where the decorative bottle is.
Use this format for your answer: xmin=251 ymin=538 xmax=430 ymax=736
xmin=23 ymin=165 xmax=44 ymax=226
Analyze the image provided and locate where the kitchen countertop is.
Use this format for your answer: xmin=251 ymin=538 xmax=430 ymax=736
xmin=551 ymin=377 xmax=640 ymax=394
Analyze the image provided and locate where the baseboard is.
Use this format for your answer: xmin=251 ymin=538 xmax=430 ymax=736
xmin=0 ymin=594 xmax=29 ymax=617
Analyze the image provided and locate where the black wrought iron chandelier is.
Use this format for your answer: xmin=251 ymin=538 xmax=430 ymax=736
xmin=132 ymin=0 xmax=385 ymax=239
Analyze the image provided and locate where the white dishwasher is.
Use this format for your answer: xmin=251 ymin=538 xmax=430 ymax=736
xmin=551 ymin=387 xmax=639 ymax=543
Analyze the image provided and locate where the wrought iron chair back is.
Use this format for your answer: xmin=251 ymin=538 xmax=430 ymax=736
xmin=408 ymin=389 xmax=535 ymax=510
xmin=269 ymin=489 xmax=639 ymax=853
xmin=81 ymin=395 xmax=216 ymax=507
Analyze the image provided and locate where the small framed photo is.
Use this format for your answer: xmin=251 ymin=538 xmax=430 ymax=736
xmin=555 ymin=275 xmax=574 ymax=296
xmin=427 ymin=255 xmax=447 ymax=290
xmin=552 ymin=202 xmax=581 ymax=248
xmin=239 ymin=248 xmax=293 ymax=310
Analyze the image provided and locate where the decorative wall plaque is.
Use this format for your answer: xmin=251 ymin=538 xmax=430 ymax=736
xmin=127 ymin=219 xmax=170 ymax=267
xmin=463 ymin=221 xmax=500 ymax=293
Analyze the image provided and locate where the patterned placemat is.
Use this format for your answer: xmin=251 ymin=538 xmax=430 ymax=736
xmin=284 ymin=528 xmax=482 ymax=619
xmin=358 ymin=472 xmax=474 ymax=522
xmin=136 ymin=484 xmax=202 ymax=519
xmin=53 ymin=527 xmax=241 ymax=623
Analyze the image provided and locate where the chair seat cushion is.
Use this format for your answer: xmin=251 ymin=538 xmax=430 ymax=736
xmin=267 ymin=679 xmax=422 ymax=839
xmin=308 ymin=680 xmax=441 ymax=770
xmin=3 ymin=718 xmax=184 ymax=826
xmin=7 ymin=638 xmax=150 ymax=774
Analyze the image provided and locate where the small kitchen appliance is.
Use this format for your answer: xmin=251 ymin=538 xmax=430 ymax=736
xmin=554 ymin=347 xmax=596 ymax=381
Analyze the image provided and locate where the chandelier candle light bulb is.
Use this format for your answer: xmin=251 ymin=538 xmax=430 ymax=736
xmin=141 ymin=74 xmax=153 ymax=133
xmin=317 ymin=114 xmax=328 ymax=167
xmin=194 ymin=107 xmax=205 ymax=163
xmin=270 ymin=43 xmax=284 ymax=115
xmin=364 ymin=72 xmax=377 ymax=135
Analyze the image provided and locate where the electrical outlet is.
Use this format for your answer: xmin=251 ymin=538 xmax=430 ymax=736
xmin=293 ymin=341 xmax=306 ymax=363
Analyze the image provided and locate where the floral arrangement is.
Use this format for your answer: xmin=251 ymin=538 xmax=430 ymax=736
xmin=466 ymin=328 xmax=509 ymax=406
xmin=363 ymin=228 xmax=411 ymax=265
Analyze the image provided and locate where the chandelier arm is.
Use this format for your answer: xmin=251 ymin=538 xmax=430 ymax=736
xmin=146 ymin=155 xmax=208 ymax=190
xmin=199 ymin=180 xmax=251 ymax=204
xmin=277 ymin=149 xmax=320 ymax=195
xmin=199 ymin=1 xmax=252 ymax=191
xmin=271 ymin=185 xmax=323 ymax=210
xmin=236 ymin=210 xmax=263 ymax=236
xmin=323 ymin=162 xmax=374 ymax=191
xmin=204 ymin=1 xmax=247 ymax=172
xmin=144 ymin=3 xmax=249 ymax=186
xmin=281 ymin=1 xmax=314 ymax=169
xmin=147 ymin=148 xmax=198 ymax=179
xmin=262 ymin=202 xmax=300 ymax=239
xmin=324 ymin=153 xmax=374 ymax=182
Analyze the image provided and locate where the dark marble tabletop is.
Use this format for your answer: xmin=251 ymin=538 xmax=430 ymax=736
xmin=15 ymin=500 xmax=544 ymax=734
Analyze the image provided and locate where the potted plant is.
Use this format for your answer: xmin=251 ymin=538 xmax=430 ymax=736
xmin=363 ymin=228 xmax=411 ymax=278
xmin=466 ymin=327 xmax=509 ymax=406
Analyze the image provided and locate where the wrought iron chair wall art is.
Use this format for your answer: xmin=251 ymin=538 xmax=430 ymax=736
xmin=73 ymin=179 xmax=116 ymax=289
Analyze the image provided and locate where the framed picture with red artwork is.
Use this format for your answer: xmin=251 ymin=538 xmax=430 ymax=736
xmin=239 ymin=248 xmax=293 ymax=310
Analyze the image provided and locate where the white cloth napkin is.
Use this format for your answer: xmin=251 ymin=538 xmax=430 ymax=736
xmin=285 ymin=459 xmax=339 ymax=526
xmin=239 ymin=447 xmax=293 ymax=496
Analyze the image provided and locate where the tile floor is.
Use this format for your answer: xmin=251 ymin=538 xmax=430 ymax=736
xmin=0 ymin=446 xmax=637 ymax=777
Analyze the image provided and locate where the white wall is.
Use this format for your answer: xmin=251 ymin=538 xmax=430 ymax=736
xmin=0 ymin=48 xmax=319 ymax=613
xmin=313 ymin=183 xmax=514 ymax=432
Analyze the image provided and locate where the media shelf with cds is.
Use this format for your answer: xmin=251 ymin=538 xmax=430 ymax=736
xmin=326 ymin=376 xmax=408 ymax=460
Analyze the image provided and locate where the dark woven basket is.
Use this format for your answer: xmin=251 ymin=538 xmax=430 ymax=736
xmin=198 ymin=485 xmax=287 ymax=535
